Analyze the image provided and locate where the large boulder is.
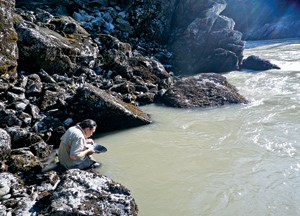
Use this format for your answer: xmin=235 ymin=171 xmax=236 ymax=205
xmin=48 ymin=169 xmax=138 ymax=215
xmin=241 ymin=55 xmax=281 ymax=71
xmin=158 ymin=73 xmax=248 ymax=108
xmin=169 ymin=0 xmax=245 ymax=74
xmin=0 ymin=0 xmax=18 ymax=81
xmin=0 ymin=168 xmax=138 ymax=215
xmin=67 ymin=83 xmax=152 ymax=132
xmin=15 ymin=14 xmax=99 ymax=75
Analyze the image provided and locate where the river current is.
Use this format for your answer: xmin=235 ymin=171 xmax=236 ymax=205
xmin=94 ymin=38 xmax=300 ymax=216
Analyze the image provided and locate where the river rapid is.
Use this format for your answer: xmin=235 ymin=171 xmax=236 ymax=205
xmin=94 ymin=38 xmax=300 ymax=216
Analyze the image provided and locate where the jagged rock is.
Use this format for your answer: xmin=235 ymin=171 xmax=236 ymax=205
xmin=241 ymin=55 xmax=281 ymax=71
xmin=5 ymin=126 xmax=43 ymax=149
xmin=30 ymin=141 xmax=53 ymax=158
xmin=158 ymin=73 xmax=248 ymax=108
xmin=0 ymin=172 xmax=42 ymax=215
xmin=48 ymin=169 xmax=138 ymax=215
xmin=25 ymin=74 xmax=43 ymax=95
xmin=0 ymin=172 xmax=26 ymax=200
xmin=170 ymin=0 xmax=245 ymax=74
xmin=15 ymin=17 xmax=99 ymax=75
xmin=0 ymin=0 xmax=18 ymax=81
xmin=0 ymin=129 xmax=11 ymax=160
xmin=0 ymin=109 xmax=22 ymax=127
xmin=8 ymin=148 xmax=43 ymax=174
xmin=67 ymin=83 xmax=152 ymax=132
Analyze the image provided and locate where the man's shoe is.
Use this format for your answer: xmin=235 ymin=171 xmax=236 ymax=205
xmin=91 ymin=162 xmax=101 ymax=169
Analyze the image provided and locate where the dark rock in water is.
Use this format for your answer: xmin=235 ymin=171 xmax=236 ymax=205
xmin=67 ymin=83 xmax=152 ymax=132
xmin=158 ymin=73 xmax=248 ymax=108
xmin=241 ymin=55 xmax=281 ymax=71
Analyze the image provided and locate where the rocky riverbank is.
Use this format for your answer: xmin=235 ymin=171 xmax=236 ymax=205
xmin=0 ymin=0 xmax=279 ymax=215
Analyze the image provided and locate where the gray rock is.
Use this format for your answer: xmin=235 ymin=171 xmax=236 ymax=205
xmin=0 ymin=129 xmax=11 ymax=157
xmin=67 ymin=83 xmax=152 ymax=132
xmin=241 ymin=55 xmax=281 ymax=71
xmin=158 ymin=73 xmax=248 ymax=108
xmin=49 ymin=169 xmax=138 ymax=215
xmin=0 ymin=0 xmax=18 ymax=80
xmin=15 ymin=18 xmax=99 ymax=75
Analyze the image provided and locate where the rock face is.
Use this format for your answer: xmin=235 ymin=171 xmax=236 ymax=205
xmin=0 ymin=169 xmax=138 ymax=216
xmin=159 ymin=74 xmax=248 ymax=108
xmin=168 ymin=0 xmax=245 ymax=74
xmin=67 ymin=84 xmax=152 ymax=132
xmin=16 ymin=16 xmax=99 ymax=75
xmin=0 ymin=0 xmax=18 ymax=81
xmin=14 ymin=0 xmax=245 ymax=75
xmin=223 ymin=0 xmax=300 ymax=40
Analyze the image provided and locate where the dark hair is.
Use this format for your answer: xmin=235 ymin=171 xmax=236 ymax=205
xmin=78 ymin=119 xmax=97 ymax=129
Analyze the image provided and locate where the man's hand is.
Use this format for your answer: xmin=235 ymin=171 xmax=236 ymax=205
xmin=86 ymin=139 xmax=94 ymax=145
xmin=86 ymin=148 xmax=95 ymax=156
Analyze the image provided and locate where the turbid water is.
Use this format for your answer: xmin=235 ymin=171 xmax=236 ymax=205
xmin=94 ymin=38 xmax=300 ymax=216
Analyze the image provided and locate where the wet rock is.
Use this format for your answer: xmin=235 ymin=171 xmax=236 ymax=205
xmin=241 ymin=55 xmax=281 ymax=71
xmin=158 ymin=73 xmax=248 ymax=108
xmin=67 ymin=83 xmax=152 ymax=132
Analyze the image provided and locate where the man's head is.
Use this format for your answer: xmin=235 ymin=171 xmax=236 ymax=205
xmin=79 ymin=119 xmax=97 ymax=138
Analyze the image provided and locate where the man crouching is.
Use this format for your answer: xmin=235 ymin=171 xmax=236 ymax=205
xmin=58 ymin=119 xmax=100 ymax=170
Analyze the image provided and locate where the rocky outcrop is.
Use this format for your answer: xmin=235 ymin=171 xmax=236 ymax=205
xmin=67 ymin=83 xmax=152 ymax=132
xmin=158 ymin=74 xmax=248 ymax=108
xmin=0 ymin=169 xmax=138 ymax=215
xmin=49 ymin=169 xmax=138 ymax=215
xmin=15 ymin=0 xmax=245 ymax=74
xmin=169 ymin=0 xmax=245 ymax=74
xmin=15 ymin=15 xmax=100 ymax=75
xmin=241 ymin=55 xmax=281 ymax=71
xmin=0 ymin=0 xmax=18 ymax=81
